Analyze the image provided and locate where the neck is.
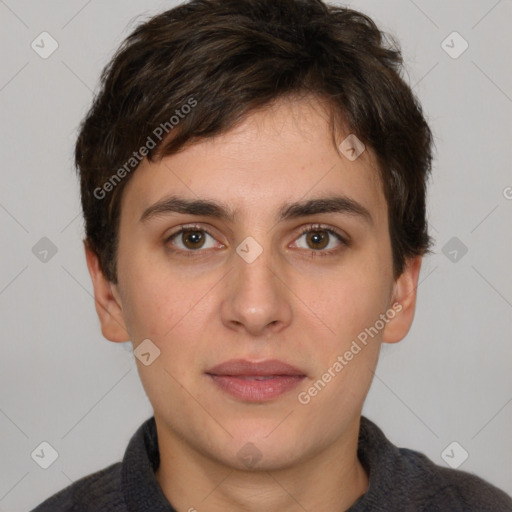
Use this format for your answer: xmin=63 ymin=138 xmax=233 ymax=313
xmin=155 ymin=417 xmax=368 ymax=512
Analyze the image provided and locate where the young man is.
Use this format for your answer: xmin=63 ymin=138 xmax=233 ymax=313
xmin=33 ymin=0 xmax=512 ymax=510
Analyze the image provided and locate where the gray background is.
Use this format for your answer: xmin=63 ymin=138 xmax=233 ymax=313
xmin=1 ymin=0 xmax=511 ymax=510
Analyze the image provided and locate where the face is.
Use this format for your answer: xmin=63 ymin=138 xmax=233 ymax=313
xmin=87 ymin=96 xmax=421 ymax=471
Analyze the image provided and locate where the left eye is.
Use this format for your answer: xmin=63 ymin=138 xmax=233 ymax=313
xmin=292 ymin=226 xmax=346 ymax=253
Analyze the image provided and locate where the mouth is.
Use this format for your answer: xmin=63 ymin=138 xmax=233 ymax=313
xmin=205 ymin=359 xmax=306 ymax=402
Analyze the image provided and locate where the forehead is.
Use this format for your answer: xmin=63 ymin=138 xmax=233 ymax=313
xmin=120 ymin=96 xmax=386 ymax=226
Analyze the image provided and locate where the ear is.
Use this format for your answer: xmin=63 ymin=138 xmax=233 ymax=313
xmin=382 ymin=255 xmax=422 ymax=344
xmin=84 ymin=241 xmax=130 ymax=343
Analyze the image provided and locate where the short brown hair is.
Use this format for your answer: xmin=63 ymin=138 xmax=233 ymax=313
xmin=76 ymin=0 xmax=434 ymax=283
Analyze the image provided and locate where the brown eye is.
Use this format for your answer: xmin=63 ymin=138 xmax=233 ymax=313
xmin=305 ymin=230 xmax=330 ymax=250
xmin=180 ymin=229 xmax=206 ymax=249
xmin=292 ymin=225 xmax=348 ymax=256
xmin=167 ymin=226 xmax=220 ymax=254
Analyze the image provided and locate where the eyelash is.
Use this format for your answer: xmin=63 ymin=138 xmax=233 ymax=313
xmin=165 ymin=223 xmax=349 ymax=258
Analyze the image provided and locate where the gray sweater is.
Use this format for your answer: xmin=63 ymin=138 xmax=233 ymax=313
xmin=31 ymin=416 xmax=512 ymax=511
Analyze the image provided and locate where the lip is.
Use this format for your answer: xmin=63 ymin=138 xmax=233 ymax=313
xmin=206 ymin=359 xmax=306 ymax=402
xmin=207 ymin=359 xmax=305 ymax=377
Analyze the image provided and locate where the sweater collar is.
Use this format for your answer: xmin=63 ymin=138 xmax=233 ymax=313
xmin=121 ymin=416 xmax=177 ymax=511
xmin=121 ymin=415 xmax=400 ymax=511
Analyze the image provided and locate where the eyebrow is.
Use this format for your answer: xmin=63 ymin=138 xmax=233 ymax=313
xmin=139 ymin=194 xmax=373 ymax=225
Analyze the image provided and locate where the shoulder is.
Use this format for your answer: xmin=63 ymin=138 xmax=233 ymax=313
xmin=356 ymin=417 xmax=512 ymax=511
xmin=30 ymin=462 xmax=125 ymax=512
xmin=398 ymin=447 xmax=512 ymax=511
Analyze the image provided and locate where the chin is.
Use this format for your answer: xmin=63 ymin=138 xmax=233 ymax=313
xmin=209 ymin=424 xmax=311 ymax=471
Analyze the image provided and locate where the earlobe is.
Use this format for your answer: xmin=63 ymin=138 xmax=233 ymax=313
xmin=382 ymin=255 xmax=423 ymax=344
xmin=84 ymin=240 xmax=130 ymax=343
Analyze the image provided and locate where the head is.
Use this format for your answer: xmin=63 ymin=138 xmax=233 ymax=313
xmin=81 ymin=0 xmax=433 ymax=470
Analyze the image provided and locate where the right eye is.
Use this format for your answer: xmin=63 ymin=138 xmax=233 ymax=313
xmin=165 ymin=225 xmax=224 ymax=256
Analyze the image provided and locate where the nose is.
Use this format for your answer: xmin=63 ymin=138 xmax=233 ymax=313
xmin=220 ymin=240 xmax=293 ymax=338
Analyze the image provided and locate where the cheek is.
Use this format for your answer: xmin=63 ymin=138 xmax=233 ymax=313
xmin=118 ymin=254 xmax=217 ymax=357
xmin=117 ymin=258 xmax=182 ymax=342
xmin=305 ymin=254 xmax=392 ymax=351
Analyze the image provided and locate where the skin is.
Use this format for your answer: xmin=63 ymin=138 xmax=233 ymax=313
xmin=85 ymin=96 xmax=422 ymax=512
